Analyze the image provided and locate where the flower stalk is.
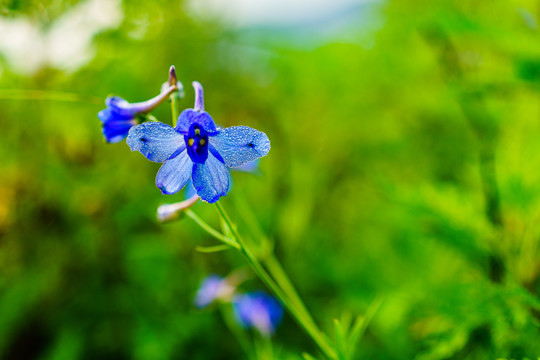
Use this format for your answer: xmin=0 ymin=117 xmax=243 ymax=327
xmin=150 ymin=72 xmax=335 ymax=357
xmin=215 ymin=201 xmax=337 ymax=359
xmin=171 ymin=93 xmax=179 ymax=127
xmin=185 ymin=209 xmax=240 ymax=249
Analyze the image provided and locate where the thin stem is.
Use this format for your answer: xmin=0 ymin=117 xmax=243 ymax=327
xmin=233 ymin=192 xmax=325 ymax=347
xmin=215 ymin=202 xmax=337 ymax=359
xmin=220 ymin=306 xmax=256 ymax=360
xmin=171 ymin=92 xmax=179 ymax=127
xmin=214 ymin=203 xmax=287 ymax=302
xmin=185 ymin=210 xmax=239 ymax=249
xmin=167 ymin=67 xmax=180 ymax=129
xmin=265 ymin=254 xmax=336 ymax=360
xmin=264 ymin=255 xmax=321 ymax=334
xmin=255 ymin=335 xmax=274 ymax=360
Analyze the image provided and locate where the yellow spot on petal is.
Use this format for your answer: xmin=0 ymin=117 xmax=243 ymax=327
xmin=199 ymin=139 xmax=206 ymax=145
xmin=194 ymin=128 xmax=200 ymax=135
xmin=188 ymin=138 xmax=194 ymax=146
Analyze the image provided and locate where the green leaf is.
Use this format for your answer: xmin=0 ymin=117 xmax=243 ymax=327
xmin=194 ymin=244 xmax=232 ymax=253
xmin=302 ymin=352 xmax=319 ymax=360
xmin=347 ymin=296 xmax=383 ymax=359
xmin=333 ymin=318 xmax=347 ymax=359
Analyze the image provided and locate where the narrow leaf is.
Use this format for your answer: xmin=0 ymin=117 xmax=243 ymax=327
xmin=347 ymin=296 xmax=383 ymax=359
xmin=195 ymin=244 xmax=231 ymax=253
xmin=302 ymin=353 xmax=319 ymax=360
xmin=334 ymin=318 xmax=347 ymax=359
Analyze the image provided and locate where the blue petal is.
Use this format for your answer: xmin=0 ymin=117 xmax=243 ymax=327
xmin=194 ymin=275 xmax=223 ymax=308
xmin=209 ymin=126 xmax=270 ymax=168
xmin=192 ymin=152 xmax=230 ymax=203
xmin=106 ymin=96 xmax=130 ymax=108
xmin=98 ymin=107 xmax=134 ymax=124
xmin=102 ymin=119 xmax=136 ymax=143
xmin=98 ymin=99 xmax=136 ymax=143
xmin=232 ymin=294 xmax=253 ymax=328
xmin=263 ymin=294 xmax=284 ymax=330
xmin=232 ymin=291 xmax=283 ymax=336
xmin=155 ymin=150 xmax=193 ymax=195
xmin=105 ymin=96 xmax=136 ymax=118
xmin=127 ymin=122 xmax=185 ymax=162
xmin=184 ymin=179 xmax=198 ymax=200
xmin=176 ymin=109 xmax=217 ymax=134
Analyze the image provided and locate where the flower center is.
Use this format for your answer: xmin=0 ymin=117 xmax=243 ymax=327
xmin=185 ymin=123 xmax=209 ymax=163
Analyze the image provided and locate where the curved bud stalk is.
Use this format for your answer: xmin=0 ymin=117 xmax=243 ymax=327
xmin=129 ymin=84 xmax=177 ymax=114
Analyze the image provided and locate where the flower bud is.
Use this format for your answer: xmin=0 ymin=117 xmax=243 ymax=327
xmin=168 ymin=65 xmax=177 ymax=86
xmin=157 ymin=195 xmax=200 ymax=222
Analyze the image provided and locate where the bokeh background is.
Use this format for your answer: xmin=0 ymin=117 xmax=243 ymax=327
xmin=2 ymin=0 xmax=540 ymax=358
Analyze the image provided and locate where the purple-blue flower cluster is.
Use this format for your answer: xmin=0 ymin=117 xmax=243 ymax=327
xmin=98 ymin=66 xmax=271 ymax=204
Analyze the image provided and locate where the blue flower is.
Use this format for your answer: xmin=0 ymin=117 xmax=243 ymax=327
xmin=98 ymin=84 xmax=177 ymax=143
xmin=194 ymin=275 xmax=236 ymax=308
xmin=233 ymin=291 xmax=283 ymax=337
xmin=127 ymin=81 xmax=271 ymax=203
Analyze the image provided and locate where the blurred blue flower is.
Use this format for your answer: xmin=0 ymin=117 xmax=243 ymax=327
xmin=127 ymin=81 xmax=270 ymax=203
xmin=233 ymin=291 xmax=283 ymax=337
xmin=98 ymin=85 xmax=177 ymax=143
xmin=195 ymin=275 xmax=236 ymax=308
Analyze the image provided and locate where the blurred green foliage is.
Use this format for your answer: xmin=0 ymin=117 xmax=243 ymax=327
xmin=1 ymin=0 xmax=540 ymax=358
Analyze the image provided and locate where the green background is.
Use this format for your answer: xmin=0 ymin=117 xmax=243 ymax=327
xmin=1 ymin=0 xmax=540 ymax=358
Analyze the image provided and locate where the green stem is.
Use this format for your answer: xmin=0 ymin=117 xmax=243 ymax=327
xmin=215 ymin=202 xmax=336 ymax=359
xmin=220 ymin=306 xmax=256 ymax=360
xmin=233 ymin=192 xmax=327 ymax=354
xmin=264 ymin=255 xmax=322 ymax=338
xmin=185 ymin=210 xmax=239 ymax=249
xmin=255 ymin=335 xmax=274 ymax=360
xmin=171 ymin=93 xmax=179 ymax=127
